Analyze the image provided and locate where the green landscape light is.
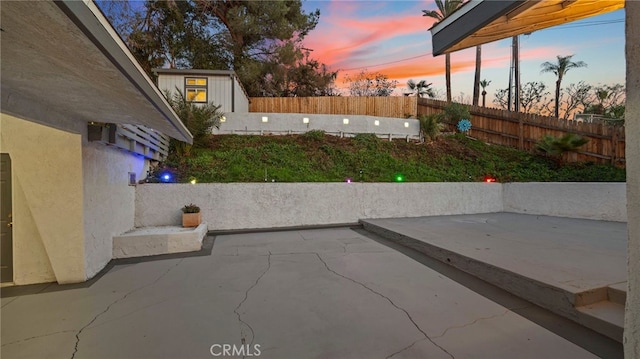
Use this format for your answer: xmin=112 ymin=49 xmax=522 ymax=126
xmin=394 ymin=173 xmax=405 ymax=182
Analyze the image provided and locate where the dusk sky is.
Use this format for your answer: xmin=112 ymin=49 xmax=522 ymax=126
xmin=300 ymin=1 xmax=626 ymax=102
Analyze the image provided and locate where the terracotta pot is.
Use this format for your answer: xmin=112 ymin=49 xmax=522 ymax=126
xmin=182 ymin=212 xmax=201 ymax=227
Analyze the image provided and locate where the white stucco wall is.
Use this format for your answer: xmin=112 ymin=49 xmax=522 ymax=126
xmin=503 ymin=182 xmax=627 ymax=222
xmin=625 ymin=1 xmax=639 ymax=357
xmin=135 ymin=182 xmax=627 ymax=231
xmin=0 ymin=114 xmax=86 ymax=284
xmin=216 ymin=112 xmax=420 ymax=140
xmin=82 ymin=141 xmax=148 ymax=279
xmin=135 ymin=183 xmax=503 ymax=230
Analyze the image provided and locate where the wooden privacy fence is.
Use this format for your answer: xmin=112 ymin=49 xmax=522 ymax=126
xmin=250 ymin=96 xmax=417 ymax=118
xmin=248 ymin=96 xmax=625 ymax=165
xmin=418 ymin=98 xmax=626 ymax=165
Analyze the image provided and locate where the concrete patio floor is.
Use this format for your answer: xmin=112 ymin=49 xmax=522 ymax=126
xmin=1 ymin=224 xmax=620 ymax=358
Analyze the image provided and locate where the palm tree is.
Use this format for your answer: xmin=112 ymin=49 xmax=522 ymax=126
xmin=540 ymin=55 xmax=587 ymax=118
xmin=407 ymin=79 xmax=436 ymax=98
xmin=423 ymin=0 xmax=463 ymax=102
xmin=480 ymin=79 xmax=491 ymax=107
xmin=472 ymin=45 xmax=482 ymax=106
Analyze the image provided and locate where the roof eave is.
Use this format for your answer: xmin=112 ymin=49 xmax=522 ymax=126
xmin=55 ymin=1 xmax=193 ymax=143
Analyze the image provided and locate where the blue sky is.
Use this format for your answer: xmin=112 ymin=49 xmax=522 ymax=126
xmin=300 ymin=1 xmax=626 ymax=101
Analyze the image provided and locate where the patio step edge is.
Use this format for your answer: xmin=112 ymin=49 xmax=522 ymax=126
xmin=359 ymin=219 xmax=623 ymax=343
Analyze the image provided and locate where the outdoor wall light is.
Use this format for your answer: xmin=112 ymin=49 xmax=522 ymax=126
xmin=220 ymin=116 xmax=226 ymax=123
xmin=303 ymin=117 xmax=310 ymax=124
xmin=343 ymin=118 xmax=349 ymax=125
xmin=262 ymin=116 xmax=268 ymax=123
xmin=374 ymin=120 xmax=380 ymax=126
xmin=404 ymin=122 xmax=409 ymax=128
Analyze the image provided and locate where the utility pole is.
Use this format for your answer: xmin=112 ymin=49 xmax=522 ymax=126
xmin=513 ymin=35 xmax=520 ymax=113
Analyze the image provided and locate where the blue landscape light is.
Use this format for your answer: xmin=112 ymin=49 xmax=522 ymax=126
xmin=160 ymin=172 xmax=172 ymax=183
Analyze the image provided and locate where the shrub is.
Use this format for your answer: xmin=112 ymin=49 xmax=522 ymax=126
xmin=303 ymin=130 xmax=326 ymax=141
xmin=165 ymin=87 xmax=224 ymax=156
xmin=353 ymin=133 xmax=381 ymax=149
xmin=536 ymin=134 xmax=589 ymax=157
xmin=442 ymin=102 xmax=471 ymax=124
xmin=418 ymin=114 xmax=444 ymax=141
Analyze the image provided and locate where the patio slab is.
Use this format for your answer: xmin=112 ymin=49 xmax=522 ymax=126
xmin=361 ymin=212 xmax=627 ymax=341
xmin=1 ymin=227 xmax=607 ymax=358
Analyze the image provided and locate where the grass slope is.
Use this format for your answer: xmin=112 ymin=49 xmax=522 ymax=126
xmin=161 ymin=133 xmax=625 ymax=183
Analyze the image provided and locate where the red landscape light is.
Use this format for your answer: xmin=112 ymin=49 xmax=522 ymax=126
xmin=484 ymin=176 xmax=497 ymax=183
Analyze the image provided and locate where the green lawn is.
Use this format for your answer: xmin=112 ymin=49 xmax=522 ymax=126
xmin=158 ymin=132 xmax=625 ymax=183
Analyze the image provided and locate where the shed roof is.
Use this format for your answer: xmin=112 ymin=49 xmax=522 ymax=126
xmin=1 ymin=1 xmax=192 ymax=143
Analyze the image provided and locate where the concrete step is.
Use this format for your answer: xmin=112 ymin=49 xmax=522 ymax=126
xmin=360 ymin=218 xmax=624 ymax=343
xmin=576 ymin=301 xmax=625 ymax=342
xmin=113 ymin=223 xmax=207 ymax=258
xmin=607 ymin=282 xmax=627 ymax=305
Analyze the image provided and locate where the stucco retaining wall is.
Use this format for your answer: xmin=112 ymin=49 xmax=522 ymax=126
xmin=135 ymin=183 xmax=503 ymax=230
xmin=135 ymin=182 xmax=627 ymax=231
xmin=216 ymin=112 xmax=420 ymax=140
xmin=503 ymin=182 xmax=627 ymax=222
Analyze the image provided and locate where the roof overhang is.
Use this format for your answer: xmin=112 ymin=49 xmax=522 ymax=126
xmin=430 ymin=0 xmax=624 ymax=55
xmin=1 ymin=1 xmax=193 ymax=143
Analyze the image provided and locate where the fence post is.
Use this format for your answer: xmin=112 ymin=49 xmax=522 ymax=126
xmin=611 ymin=126 xmax=618 ymax=165
xmin=518 ymin=114 xmax=524 ymax=150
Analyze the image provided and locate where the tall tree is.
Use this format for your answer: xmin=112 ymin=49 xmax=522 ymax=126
xmin=472 ymin=45 xmax=482 ymax=106
xmin=540 ymin=55 xmax=587 ymax=118
xmin=194 ymin=1 xmax=319 ymax=69
xmin=423 ymin=0 xmax=463 ymax=102
xmin=479 ymin=79 xmax=491 ymax=107
xmin=345 ymin=70 xmax=398 ymax=96
xmin=407 ymin=79 xmax=435 ymax=98
xmin=98 ymin=0 xmax=336 ymax=97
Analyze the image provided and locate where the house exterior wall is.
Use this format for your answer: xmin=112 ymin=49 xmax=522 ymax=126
xmin=156 ymin=72 xmax=249 ymax=113
xmin=82 ymin=140 xmax=148 ymax=279
xmin=0 ymin=113 xmax=86 ymax=284
xmin=157 ymin=74 xmax=186 ymax=100
xmin=233 ymin=78 xmax=249 ymax=112
xmin=209 ymin=75 xmax=232 ymax=112
xmin=625 ymin=1 xmax=640 ymax=357
xmin=0 ymin=113 xmax=150 ymax=284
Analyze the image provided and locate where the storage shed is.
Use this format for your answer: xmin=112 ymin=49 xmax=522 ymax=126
xmin=154 ymin=69 xmax=250 ymax=113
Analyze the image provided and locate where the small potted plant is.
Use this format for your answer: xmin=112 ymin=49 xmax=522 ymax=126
xmin=181 ymin=203 xmax=201 ymax=227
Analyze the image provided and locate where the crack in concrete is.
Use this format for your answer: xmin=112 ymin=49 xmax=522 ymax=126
xmin=385 ymin=338 xmax=426 ymax=359
xmin=313 ymin=253 xmax=454 ymax=359
xmin=432 ymin=309 xmax=511 ymax=339
xmin=69 ymin=259 xmax=183 ymax=359
xmin=1 ymin=330 xmax=77 ymax=347
xmin=234 ymin=252 xmax=271 ymax=355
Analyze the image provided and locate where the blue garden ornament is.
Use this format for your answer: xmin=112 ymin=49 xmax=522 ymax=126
xmin=457 ymin=119 xmax=472 ymax=133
